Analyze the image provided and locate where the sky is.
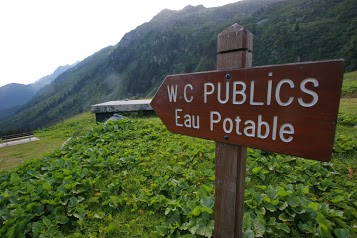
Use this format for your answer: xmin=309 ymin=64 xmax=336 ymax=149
xmin=0 ymin=0 xmax=239 ymax=87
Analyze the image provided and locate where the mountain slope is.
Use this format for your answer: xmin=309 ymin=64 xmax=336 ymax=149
xmin=0 ymin=47 xmax=113 ymax=131
xmin=31 ymin=64 xmax=75 ymax=91
xmin=241 ymin=0 xmax=357 ymax=70
xmin=0 ymin=83 xmax=35 ymax=121
xmin=0 ymin=83 xmax=36 ymax=111
xmin=0 ymin=64 xmax=73 ymax=121
xmin=1 ymin=0 xmax=356 ymax=132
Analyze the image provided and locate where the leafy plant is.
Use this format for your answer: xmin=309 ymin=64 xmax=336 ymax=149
xmin=0 ymin=117 xmax=356 ymax=237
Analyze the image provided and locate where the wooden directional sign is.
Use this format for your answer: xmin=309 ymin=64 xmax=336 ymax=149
xmin=151 ymin=60 xmax=344 ymax=162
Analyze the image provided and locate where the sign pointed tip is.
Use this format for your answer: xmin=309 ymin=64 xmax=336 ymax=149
xmin=219 ymin=23 xmax=245 ymax=35
xmin=231 ymin=23 xmax=244 ymax=29
xmin=217 ymin=23 xmax=253 ymax=53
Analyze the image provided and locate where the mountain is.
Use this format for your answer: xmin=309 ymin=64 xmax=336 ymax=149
xmin=241 ymin=0 xmax=357 ymax=70
xmin=0 ymin=83 xmax=35 ymax=121
xmin=0 ymin=64 xmax=73 ymax=121
xmin=0 ymin=0 xmax=356 ymax=132
xmin=31 ymin=64 xmax=77 ymax=91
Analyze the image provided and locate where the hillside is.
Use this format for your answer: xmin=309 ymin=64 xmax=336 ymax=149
xmin=0 ymin=83 xmax=35 ymax=113
xmin=0 ymin=0 xmax=356 ymax=132
xmin=0 ymin=64 xmax=73 ymax=121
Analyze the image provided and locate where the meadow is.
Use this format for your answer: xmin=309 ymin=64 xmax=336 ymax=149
xmin=0 ymin=73 xmax=356 ymax=237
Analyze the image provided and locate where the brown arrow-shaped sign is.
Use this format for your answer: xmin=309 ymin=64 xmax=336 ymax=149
xmin=151 ymin=60 xmax=344 ymax=161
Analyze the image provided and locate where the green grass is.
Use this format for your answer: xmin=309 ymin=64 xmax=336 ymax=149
xmin=334 ymin=97 xmax=357 ymax=175
xmin=342 ymin=71 xmax=357 ymax=97
xmin=0 ymin=112 xmax=96 ymax=172
xmin=339 ymin=98 xmax=357 ymax=117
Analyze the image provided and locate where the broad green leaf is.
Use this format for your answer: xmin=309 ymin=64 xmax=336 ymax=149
xmin=334 ymin=228 xmax=350 ymax=238
xmin=5 ymin=226 xmax=16 ymax=238
xmin=329 ymin=209 xmax=344 ymax=218
xmin=333 ymin=217 xmax=348 ymax=228
xmin=320 ymin=204 xmax=330 ymax=214
xmin=156 ymin=225 xmax=168 ymax=236
xmin=68 ymin=196 xmax=79 ymax=207
xmin=264 ymin=203 xmax=276 ymax=212
xmin=316 ymin=212 xmax=333 ymax=231
xmin=25 ymin=202 xmax=37 ymax=212
xmin=288 ymin=196 xmax=301 ymax=207
xmin=32 ymin=221 xmax=45 ymax=237
xmin=267 ymin=217 xmax=276 ymax=226
xmin=200 ymin=206 xmax=213 ymax=214
xmin=330 ymin=196 xmax=345 ymax=204
xmin=200 ymin=197 xmax=214 ymax=208
xmin=278 ymin=213 xmax=294 ymax=222
xmin=318 ymin=223 xmax=333 ymax=238
xmin=286 ymin=209 xmax=296 ymax=218
xmin=42 ymin=181 xmax=52 ymax=191
xmin=267 ymin=186 xmax=277 ymax=200
xmin=256 ymin=185 xmax=267 ymax=190
xmin=181 ymin=219 xmax=196 ymax=230
xmin=77 ymin=196 xmax=85 ymax=202
xmin=256 ymin=207 xmax=266 ymax=215
xmin=1 ymin=191 xmax=9 ymax=199
xmin=263 ymin=197 xmax=271 ymax=203
xmin=191 ymin=207 xmax=201 ymax=216
xmin=93 ymin=212 xmax=106 ymax=219
xmin=165 ymin=206 xmax=175 ymax=215
xmin=53 ymin=206 xmax=65 ymax=216
xmin=56 ymin=215 xmax=69 ymax=225
xmin=275 ymin=222 xmax=290 ymax=233
xmin=36 ymin=204 xmax=44 ymax=215
xmin=88 ymin=196 xmax=99 ymax=203
xmin=243 ymin=212 xmax=252 ymax=229
xmin=246 ymin=199 xmax=257 ymax=209
xmin=10 ymin=173 xmax=21 ymax=184
xmin=42 ymin=217 xmax=52 ymax=227
xmin=73 ymin=207 xmax=86 ymax=220
xmin=252 ymin=166 xmax=263 ymax=174
xmin=253 ymin=218 xmax=266 ymax=237
xmin=196 ymin=220 xmax=214 ymax=238
xmin=277 ymin=201 xmax=288 ymax=211
xmin=181 ymin=235 xmax=196 ymax=238
xmin=253 ymin=192 xmax=262 ymax=205
xmin=277 ymin=187 xmax=291 ymax=197
xmin=189 ymin=224 xmax=199 ymax=234
xmin=242 ymin=229 xmax=255 ymax=238
xmin=300 ymin=223 xmax=315 ymax=233
xmin=292 ymin=206 xmax=305 ymax=214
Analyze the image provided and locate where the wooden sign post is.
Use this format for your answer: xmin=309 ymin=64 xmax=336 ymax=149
xmin=214 ymin=23 xmax=252 ymax=238
xmin=150 ymin=24 xmax=344 ymax=237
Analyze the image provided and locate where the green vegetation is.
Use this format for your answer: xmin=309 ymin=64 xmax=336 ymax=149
xmin=0 ymin=113 xmax=95 ymax=172
xmin=0 ymin=96 xmax=356 ymax=237
xmin=335 ymin=72 xmax=357 ymax=158
xmin=342 ymin=71 xmax=357 ymax=97
xmin=242 ymin=0 xmax=357 ymax=72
